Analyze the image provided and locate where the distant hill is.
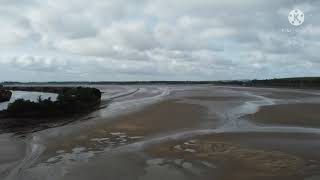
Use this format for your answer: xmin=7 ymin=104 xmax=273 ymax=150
xmin=2 ymin=77 xmax=320 ymax=88
xmin=213 ymin=77 xmax=320 ymax=89
xmin=1 ymin=81 xmax=216 ymax=85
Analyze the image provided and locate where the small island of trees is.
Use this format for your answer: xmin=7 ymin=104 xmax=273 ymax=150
xmin=0 ymin=87 xmax=102 ymax=132
xmin=5 ymin=87 xmax=101 ymax=118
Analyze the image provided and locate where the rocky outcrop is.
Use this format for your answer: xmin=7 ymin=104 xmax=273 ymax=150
xmin=0 ymin=85 xmax=12 ymax=102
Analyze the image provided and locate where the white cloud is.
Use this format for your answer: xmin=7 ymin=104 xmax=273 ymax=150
xmin=0 ymin=0 xmax=319 ymax=81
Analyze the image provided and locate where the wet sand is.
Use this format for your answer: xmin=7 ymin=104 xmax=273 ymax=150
xmin=146 ymin=132 xmax=320 ymax=180
xmin=244 ymin=103 xmax=320 ymax=127
xmin=37 ymin=98 xmax=208 ymax=159
xmin=0 ymin=134 xmax=26 ymax=179
xmin=2 ymin=85 xmax=320 ymax=180
xmin=104 ymin=99 xmax=207 ymax=135
xmin=187 ymin=96 xmax=251 ymax=101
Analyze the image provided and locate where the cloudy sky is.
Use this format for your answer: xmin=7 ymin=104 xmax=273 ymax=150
xmin=0 ymin=0 xmax=319 ymax=81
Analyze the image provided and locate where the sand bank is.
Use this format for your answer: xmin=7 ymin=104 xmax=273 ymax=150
xmin=244 ymin=103 xmax=320 ymax=127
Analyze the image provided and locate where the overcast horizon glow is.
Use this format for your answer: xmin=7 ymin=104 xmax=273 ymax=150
xmin=0 ymin=0 xmax=319 ymax=82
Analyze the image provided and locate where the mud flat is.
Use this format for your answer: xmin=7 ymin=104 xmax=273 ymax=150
xmin=145 ymin=132 xmax=320 ymax=180
xmin=244 ymin=103 xmax=320 ymax=128
xmin=3 ymin=85 xmax=320 ymax=180
xmin=0 ymin=134 xmax=26 ymax=179
xmin=38 ymin=98 xmax=208 ymax=158
xmin=103 ymin=99 xmax=207 ymax=135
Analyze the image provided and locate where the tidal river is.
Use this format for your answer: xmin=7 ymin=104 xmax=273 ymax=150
xmin=1 ymin=85 xmax=320 ymax=180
